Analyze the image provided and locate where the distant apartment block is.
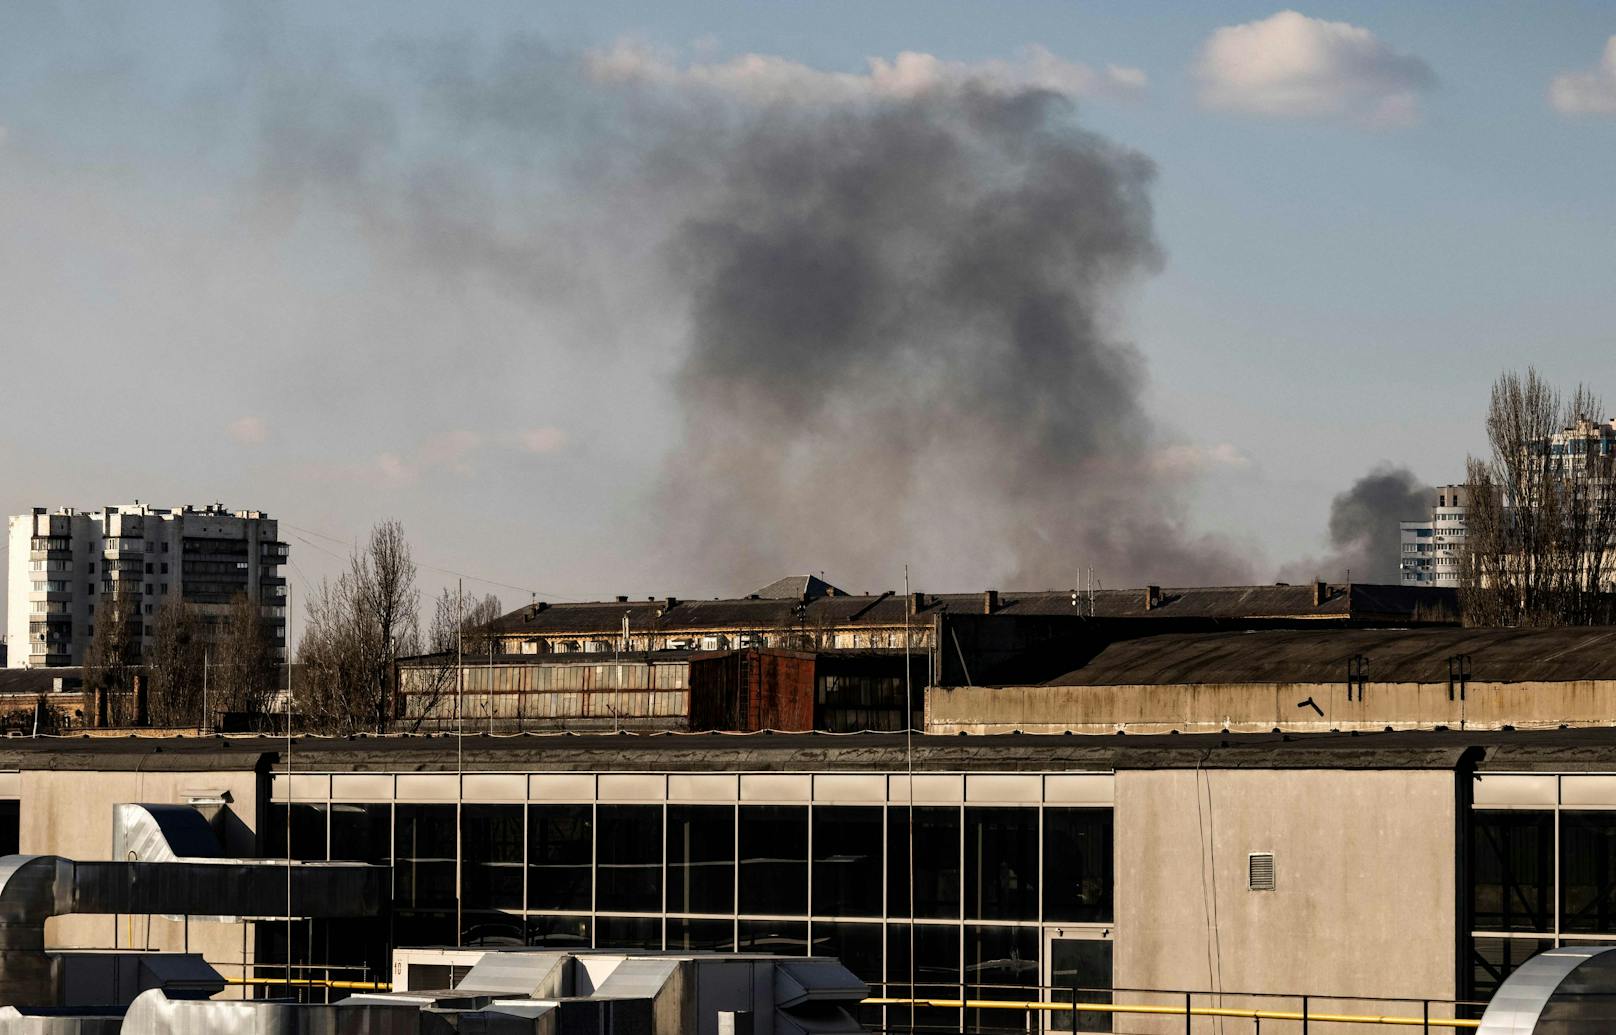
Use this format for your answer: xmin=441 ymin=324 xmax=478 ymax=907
xmin=1400 ymin=484 xmax=1468 ymax=587
xmin=6 ymin=503 xmax=287 ymax=668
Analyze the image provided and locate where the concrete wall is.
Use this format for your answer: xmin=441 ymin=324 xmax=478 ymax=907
xmin=19 ymin=767 xmax=263 ymax=996
xmin=1113 ymin=768 xmax=1456 ymax=1034
xmin=927 ymin=679 xmax=1616 ymax=734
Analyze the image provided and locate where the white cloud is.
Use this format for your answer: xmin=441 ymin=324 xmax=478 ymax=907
xmin=517 ymin=426 xmax=568 ymax=455
xmin=226 ymin=415 xmax=267 ymax=445
xmin=586 ymin=41 xmax=1147 ymax=105
xmin=1194 ymin=10 xmax=1435 ymax=127
xmin=1550 ymin=36 xmax=1616 ymax=115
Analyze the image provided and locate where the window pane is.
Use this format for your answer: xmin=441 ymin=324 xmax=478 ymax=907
xmin=668 ymin=917 xmax=736 ymax=951
xmin=528 ymin=805 xmax=592 ymax=911
xmin=888 ymin=807 xmax=961 ymax=919
xmin=462 ymin=805 xmax=523 ymax=912
xmin=395 ymin=805 xmax=457 ymax=911
xmin=668 ymin=805 xmax=734 ymax=914
xmin=739 ymin=806 xmax=807 ymax=915
xmin=737 ymin=919 xmax=808 ymax=956
xmin=330 ymin=803 xmax=390 ymax=865
xmin=812 ymin=806 xmax=882 ymax=917
xmin=1562 ymin=812 xmax=1616 ymax=933
xmin=1470 ymin=937 xmax=1552 ymax=1001
xmin=1471 ymin=811 xmax=1552 ymax=932
xmin=0 ymin=800 xmax=16 ymax=857
xmin=597 ymin=915 xmax=661 ymax=950
xmin=526 ymin=914 xmax=590 ymax=950
xmin=887 ymin=924 xmax=961 ymax=1032
xmin=966 ymin=808 xmax=1037 ymax=921
xmin=966 ymin=926 xmax=1040 ymax=1033
xmin=597 ymin=805 xmax=662 ymax=913
xmin=811 ymin=921 xmax=883 ymax=985
xmin=1049 ymin=938 xmax=1113 ymax=1033
xmin=1044 ymin=808 xmax=1114 ymax=923
xmin=266 ymin=803 xmax=326 ymax=861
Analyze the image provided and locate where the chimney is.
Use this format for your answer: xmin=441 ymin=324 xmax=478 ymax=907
xmin=665 ymin=596 xmax=679 ymax=610
xmin=909 ymin=591 xmax=925 ymax=615
xmin=1144 ymin=585 xmax=1162 ymax=611
xmin=1313 ymin=580 xmax=1327 ymax=607
xmin=983 ymin=590 xmax=999 ymax=614
xmin=616 ymin=595 xmax=629 ymax=603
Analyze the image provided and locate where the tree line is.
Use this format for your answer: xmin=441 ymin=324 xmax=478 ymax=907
xmin=84 ymin=519 xmax=500 ymax=732
xmin=1461 ymin=368 xmax=1616 ymax=626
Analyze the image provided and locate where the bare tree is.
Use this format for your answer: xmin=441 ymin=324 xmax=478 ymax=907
xmin=147 ymin=598 xmax=205 ymax=727
xmin=84 ymin=585 xmax=142 ymax=724
xmin=1461 ymin=368 xmax=1616 ymax=626
xmin=298 ymin=520 xmax=421 ymax=733
xmin=402 ymin=589 xmax=504 ymax=732
xmin=217 ymin=592 xmax=278 ymax=723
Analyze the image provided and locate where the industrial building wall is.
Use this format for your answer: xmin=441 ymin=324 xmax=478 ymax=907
xmin=928 ymin=679 xmax=1616 ymax=734
xmin=1113 ymin=768 xmax=1456 ymax=1032
xmin=19 ymin=767 xmax=264 ymax=997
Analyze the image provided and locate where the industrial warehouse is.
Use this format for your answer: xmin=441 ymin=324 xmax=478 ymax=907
xmin=0 ymin=725 xmax=1613 ymax=1033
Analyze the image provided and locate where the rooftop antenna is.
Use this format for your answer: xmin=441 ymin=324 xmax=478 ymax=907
xmin=902 ymin=562 xmax=916 ymax=1018
xmin=456 ymin=578 xmax=464 ymax=944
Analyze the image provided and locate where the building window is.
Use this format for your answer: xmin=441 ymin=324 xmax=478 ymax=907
xmin=889 ymin=806 xmax=962 ymax=919
xmin=527 ymin=804 xmax=592 ymax=912
xmin=966 ymin=807 xmax=1039 ymax=921
xmin=329 ymin=803 xmax=391 ymax=864
xmin=1472 ymin=810 xmax=1553 ymax=932
xmin=1561 ymin=812 xmax=1616 ymax=934
xmin=395 ymin=804 xmax=458 ymax=947
xmin=739 ymin=805 xmax=808 ymax=915
xmin=667 ymin=916 xmax=734 ymax=951
xmin=812 ymin=806 xmax=883 ymax=917
xmin=667 ymin=805 xmax=734 ymax=915
xmin=1044 ymin=808 xmax=1114 ymax=922
xmin=596 ymin=805 xmax=662 ymax=913
xmin=462 ymin=805 xmax=523 ymax=945
xmin=596 ymin=915 xmax=661 ymax=950
xmin=267 ymin=803 xmax=329 ymax=861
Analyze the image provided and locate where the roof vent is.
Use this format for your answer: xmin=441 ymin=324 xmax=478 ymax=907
xmin=1248 ymin=852 xmax=1276 ymax=891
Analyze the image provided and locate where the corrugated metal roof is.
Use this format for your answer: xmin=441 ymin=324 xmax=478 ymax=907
xmin=1046 ymin=626 xmax=1616 ymax=686
xmin=487 ymin=582 xmax=1457 ymax=638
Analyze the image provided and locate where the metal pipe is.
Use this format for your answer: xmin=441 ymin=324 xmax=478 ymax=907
xmin=861 ymin=997 xmax=1481 ymax=1029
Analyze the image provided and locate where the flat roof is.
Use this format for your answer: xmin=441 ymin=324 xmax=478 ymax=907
xmin=5 ymin=727 xmax=1616 ymax=773
xmin=1045 ymin=626 xmax=1616 ymax=686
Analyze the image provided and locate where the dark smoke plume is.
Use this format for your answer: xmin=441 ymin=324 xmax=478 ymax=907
xmin=220 ymin=33 xmax=1254 ymax=591
xmin=1280 ymin=464 xmax=1430 ymax=584
xmin=653 ymin=87 xmax=1250 ymax=588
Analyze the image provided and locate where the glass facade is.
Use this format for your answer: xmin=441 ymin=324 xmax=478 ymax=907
xmin=1470 ymin=805 xmax=1616 ymax=1000
xmin=261 ymin=778 xmax=1117 ymax=1018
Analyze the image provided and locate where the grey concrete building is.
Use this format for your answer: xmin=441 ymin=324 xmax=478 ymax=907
xmin=1 ymin=729 xmax=1612 ymax=1030
xmin=6 ymin=504 xmax=288 ymax=668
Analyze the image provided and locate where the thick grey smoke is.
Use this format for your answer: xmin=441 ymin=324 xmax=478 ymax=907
xmin=651 ymin=88 xmax=1251 ymax=588
xmin=1280 ymin=464 xmax=1430 ymax=584
xmin=43 ymin=24 xmax=1253 ymax=595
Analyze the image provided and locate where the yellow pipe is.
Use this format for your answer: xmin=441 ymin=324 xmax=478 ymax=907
xmin=862 ymin=997 xmax=1481 ymax=1029
xmin=226 ymin=977 xmax=391 ymax=991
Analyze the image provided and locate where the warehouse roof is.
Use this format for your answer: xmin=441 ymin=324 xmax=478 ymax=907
xmin=1045 ymin=626 xmax=1616 ymax=686
xmin=487 ymin=581 xmax=1457 ymax=638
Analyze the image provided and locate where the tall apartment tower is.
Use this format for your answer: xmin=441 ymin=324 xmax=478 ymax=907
xmin=1399 ymin=484 xmax=1468 ymax=587
xmin=6 ymin=503 xmax=288 ymax=668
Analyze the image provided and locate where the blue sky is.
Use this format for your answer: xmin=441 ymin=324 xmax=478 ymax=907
xmin=3 ymin=3 xmax=1615 ymax=627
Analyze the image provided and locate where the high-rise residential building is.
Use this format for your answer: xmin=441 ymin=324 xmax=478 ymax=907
xmin=6 ymin=503 xmax=287 ymax=668
xmin=1400 ymin=484 xmax=1468 ymax=587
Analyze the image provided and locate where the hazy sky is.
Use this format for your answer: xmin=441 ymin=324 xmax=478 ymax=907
xmin=3 ymin=3 xmax=1615 ymax=637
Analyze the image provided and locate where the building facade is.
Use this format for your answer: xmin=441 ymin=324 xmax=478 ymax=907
xmin=6 ymin=503 xmax=288 ymax=668
xmin=10 ymin=730 xmax=1616 ymax=1029
xmin=1401 ymin=484 xmax=1469 ymax=587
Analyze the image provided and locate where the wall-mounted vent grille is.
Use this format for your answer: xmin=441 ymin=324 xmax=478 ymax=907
xmin=1248 ymin=852 xmax=1276 ymax=891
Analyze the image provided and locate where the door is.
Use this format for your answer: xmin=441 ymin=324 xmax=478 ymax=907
xmin=1043 ymin=926 xmax=1113 ymax=1033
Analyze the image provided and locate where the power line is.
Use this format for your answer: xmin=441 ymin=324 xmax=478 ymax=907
xmin=279 ymin=521 xmax=586 ymax=601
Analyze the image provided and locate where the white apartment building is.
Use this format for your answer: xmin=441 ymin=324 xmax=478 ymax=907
xmin=5 ymin=503 xmax=287 ymax=668
xmin=1400 ymin=484 xmax=1468 ymax=587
